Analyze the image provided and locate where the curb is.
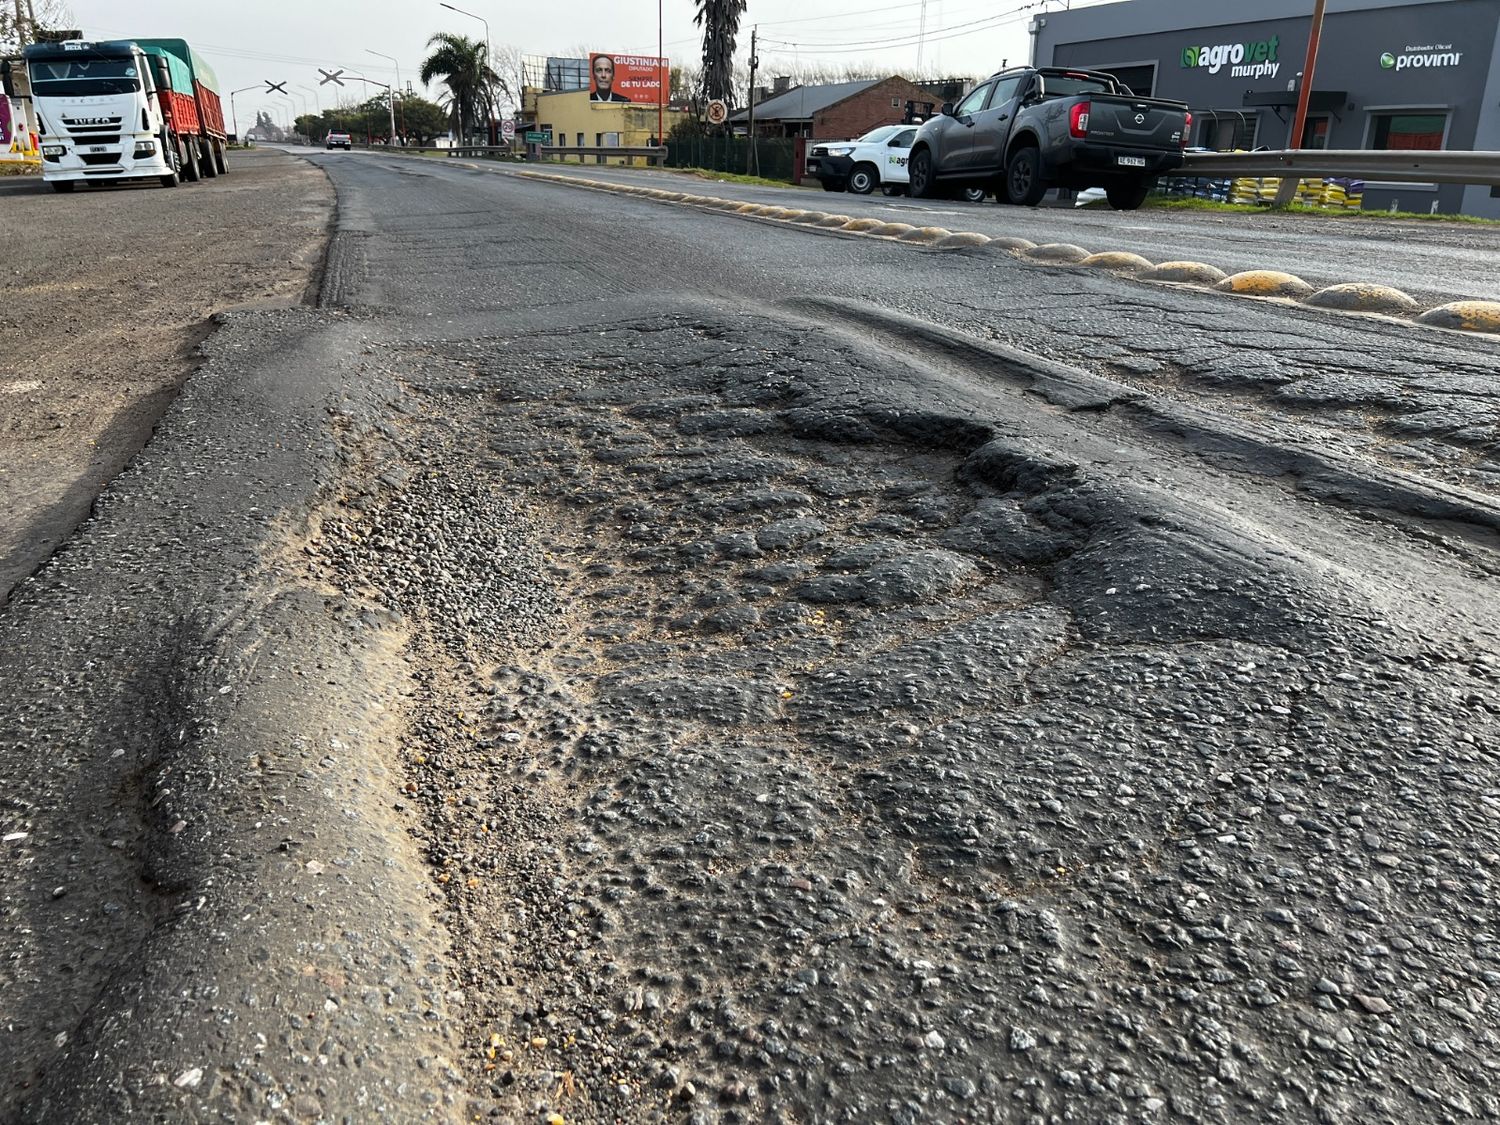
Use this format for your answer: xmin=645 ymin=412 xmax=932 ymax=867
xmin=513 ymin=172 xmax=1500 ymax=337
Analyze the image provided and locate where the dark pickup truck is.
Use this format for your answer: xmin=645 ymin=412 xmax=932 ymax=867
xmin=908 ymin=66 xmax=1191 ymax=209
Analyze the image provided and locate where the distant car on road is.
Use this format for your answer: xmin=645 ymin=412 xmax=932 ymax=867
xmin=908 ymin=66 xmax=1190 ymax=209
xmin=325 ymin=132 xmax=352 ymax=150
xmin=807 ymin=125 xmax=985 ymax=202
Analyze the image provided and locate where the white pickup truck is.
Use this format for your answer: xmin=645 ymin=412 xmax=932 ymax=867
xmin=807 ymin=124 xmax=985 ymax=200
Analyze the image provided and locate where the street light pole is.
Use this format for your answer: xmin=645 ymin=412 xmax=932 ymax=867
xmin=344 ymin=74 xmax=397 ymax=145
xmin=439 ymin=2 xmax=494 ymax=146
xmin=228 ymin=84 xmax=259 ymax=141
xmin=367 ymin=49 xmax=405 ymax=144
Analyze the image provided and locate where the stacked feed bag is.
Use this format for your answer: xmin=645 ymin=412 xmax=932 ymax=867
xmin=1229 ymin=177 xmax=1262 ymax=204
xmin=1295 ymin=177 xmax=1327 ymax=204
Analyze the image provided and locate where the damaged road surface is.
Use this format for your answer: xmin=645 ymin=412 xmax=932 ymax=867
xmin=3 ymin=151 xmax=1500 ymax=1123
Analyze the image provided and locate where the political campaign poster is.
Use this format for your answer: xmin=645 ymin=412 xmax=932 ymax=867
xmin=589 ymin=53 xmax=667 ymax=106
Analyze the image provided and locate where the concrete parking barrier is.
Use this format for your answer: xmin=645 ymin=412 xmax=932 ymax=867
xmin=897 ymin=227 xmax=954 ymax=244
xmin=1216 ymin=271 xmax=1315 ymax=299
xmin=1305 ymin=283 xmax=1421 ymax=315
xmin=1081 ymin=251 xmax=1154 ymax=273
xmin=1141 ymin=261 xmax=1228 ymax=285
xmin=1416 ymin=300 xmax=1500 ymax=334
xmin=982 ymin=236 xmax=1037 ymax=252
xmin=934 ymin=232 xmax=992 ymax=249
xmin=867 ymin=222 xmax=917 ymax=238
xmin=1026 ymin=243 xmax=1090 ymax=263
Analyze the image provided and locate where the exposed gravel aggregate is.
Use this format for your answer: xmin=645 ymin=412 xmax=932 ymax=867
xmin=294 ymin=311 xmax=1500 ymax=1123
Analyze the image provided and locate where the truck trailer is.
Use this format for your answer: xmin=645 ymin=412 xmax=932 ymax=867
xmin=17 ymin=37 xmax=226 ymax=192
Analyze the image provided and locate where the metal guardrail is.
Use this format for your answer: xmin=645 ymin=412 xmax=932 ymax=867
xmin=537 ymin=145 xmax=667 ymax=167
xmin=1180 ymin=148 xmax=1500 ymax=187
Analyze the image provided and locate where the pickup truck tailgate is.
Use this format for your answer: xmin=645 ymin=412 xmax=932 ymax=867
xmin=1085 ymin=96 xmax=1186 ymax=150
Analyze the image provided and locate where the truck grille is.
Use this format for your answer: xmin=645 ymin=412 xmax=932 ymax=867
xmin=63 ymin=116 xmax=123 ymax=140
xmin=79 ymin=152 xmax=121 ymax=166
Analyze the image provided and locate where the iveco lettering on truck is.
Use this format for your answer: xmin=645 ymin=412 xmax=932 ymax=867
xmin=18 ymin=38 xmax=227 ymax=193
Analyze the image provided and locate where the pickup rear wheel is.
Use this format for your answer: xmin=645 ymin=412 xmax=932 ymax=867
xmin=961 ymin=186 xmax=987 ymax=203
xmin=847 ymin=163 xmax=878 ymax=195
xmin=907 ymin=147 xmax=935 ymax=199
xmin=1106 ymin=177 xmax=1154 ymax=210
xmin=1005 ymin=145 xmax=1047 ymax=206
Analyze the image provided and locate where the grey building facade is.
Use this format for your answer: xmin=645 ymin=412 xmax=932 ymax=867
xmin=1034 ymin=0 xmax=1500 ymax=216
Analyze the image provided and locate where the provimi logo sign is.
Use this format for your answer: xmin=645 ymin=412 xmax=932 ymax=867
xmin=1380 ymin=45 xmax=1463 ymax=71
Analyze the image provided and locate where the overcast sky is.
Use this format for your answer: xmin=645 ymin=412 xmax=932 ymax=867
xmin=68 ymin=0 xmax=1071 ymax=124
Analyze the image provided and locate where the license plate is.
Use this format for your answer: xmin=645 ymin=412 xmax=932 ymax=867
xmin=1117 ymin=155 xmax=1147 ymax=167
xmin=89 ymin=146 xmax=107 ymax=153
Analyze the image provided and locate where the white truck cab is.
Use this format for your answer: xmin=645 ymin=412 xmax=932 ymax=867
xmin=23 ymin=39 xmax=177 ymax=191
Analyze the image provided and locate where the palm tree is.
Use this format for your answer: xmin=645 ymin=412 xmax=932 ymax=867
xmin=419 ymin=32 xmax=496 ymax=146
xmin=695 ymin=0 xmax=746 ymax=109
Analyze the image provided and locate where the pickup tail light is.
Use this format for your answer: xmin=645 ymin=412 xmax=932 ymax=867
xmin=1069 ymin=101 xmax=1090 ymax=139
xmin=1182 ymin=112 xmax=1192 ymax=149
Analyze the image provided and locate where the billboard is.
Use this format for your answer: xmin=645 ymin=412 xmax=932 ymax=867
xmin=589 ymin=53 xmax=667 ymax=106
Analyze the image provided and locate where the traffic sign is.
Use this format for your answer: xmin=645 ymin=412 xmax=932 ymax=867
xmin=319 ymin=68 xmax=345 ymax=87
xmin=705 ymin=99 xmax=728 ymax=126
xmin=523 ymin=131 xmax=551 ymax=143
xmin=500 ymin=118 xmax=516 ymax=139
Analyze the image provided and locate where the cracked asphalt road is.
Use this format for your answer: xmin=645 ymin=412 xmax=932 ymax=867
xmin=2 ymin=148 xmax=1499 ymax=1123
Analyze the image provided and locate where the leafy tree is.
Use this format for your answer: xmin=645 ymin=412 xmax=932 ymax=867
xmin=398 ymin=94 xmax=448 ymax=145
xmin=694 ymin=0 xmax=746 ymax=110
xmin=0 ymin=0 xmax=71 ymax=52
xmin=420 ymin=31 xmax=497 ymax=144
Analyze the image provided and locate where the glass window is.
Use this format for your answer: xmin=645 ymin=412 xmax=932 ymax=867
xmin=988 ymin=76 xmax=1022 ymax=105
xmin=891 ymin=128 xmax=917 ymax=148
xmin=1370 ymin=112 xmax=1445 ymax=151
xmin=1197 ymin=112 xmax=1258 ymax=151
xmin=1037 ymin=72 xmax=1114 ymax=98
xmin=1300 ymin=116 xmax=1329 ymax=149
xmin=955 ymin=82 xmax=993 ymax=116
xmin=29 ymin=56 xmax=141 ymax=96
xmin=858 ymin=125 xmax=903 ymax=144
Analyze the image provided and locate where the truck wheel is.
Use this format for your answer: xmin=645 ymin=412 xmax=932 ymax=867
xmin=1005 ymin=145 xmax=1048 ymax=207
xmin=180 ymin=140 xmax=200 ymax=182
xmin=159 ymin=168 xmax=180 ymax=188
xmin=1106 ymin=177 xmax=1154 ymax=210
xmin=200 ymin=139 xmax=219 ymax=178
xmin=50 ymin=181 xmax=75 ymax=193
xmin=907 ymin=147 xmax=935 ymax=199
xmin=847 ymin=163 xmax=878 ymax=195
xmin=212 ymin=140 xmax=228 ymax=175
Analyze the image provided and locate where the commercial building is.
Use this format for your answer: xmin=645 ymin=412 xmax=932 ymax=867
xmin=1034 ymin=0 xmax=1500 ymax=216
xmin=730 ymin=76 xmax=955 ymax=138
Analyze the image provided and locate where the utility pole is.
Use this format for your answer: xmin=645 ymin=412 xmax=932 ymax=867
xmin=916 ymin=0 xmax=928 ymax=72
xmin=745 ymin=26 xmax=758 ymax=176
xmin=1277 ymin=0 xmax=1328 ymax=205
